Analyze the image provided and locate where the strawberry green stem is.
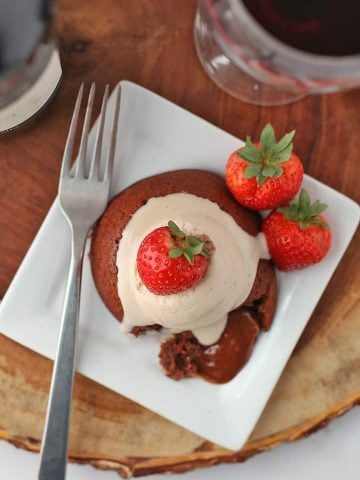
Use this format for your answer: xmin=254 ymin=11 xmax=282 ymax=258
xmin=167 ymin=221 xmax=210 ymax=264
xmin=277 ymin=189 xmax=329 ymax=229
xmin=238 ymin=123 xmax=296 ymax=185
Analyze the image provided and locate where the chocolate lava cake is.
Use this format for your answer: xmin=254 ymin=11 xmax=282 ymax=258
xmin=90 ymin=169 xmax=277 ymax=383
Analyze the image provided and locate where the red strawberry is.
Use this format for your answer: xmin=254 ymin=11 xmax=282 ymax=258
xmin=262 ymin=189 xmax=331 ymax=271
xmin=226 ymin=123 xmax=304 ymax=210
xmin=137 ymin=221 xmax=210 ymax=295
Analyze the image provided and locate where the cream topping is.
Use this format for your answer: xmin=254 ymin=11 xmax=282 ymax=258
xmin=116 ymin=193 xmax=268 ymax=346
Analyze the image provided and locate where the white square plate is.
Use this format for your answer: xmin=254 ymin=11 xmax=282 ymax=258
xmin=0 ymin=81 xmax=359 ymax=450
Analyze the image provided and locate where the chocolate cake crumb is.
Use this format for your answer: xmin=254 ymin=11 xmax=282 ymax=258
xmin=159 ymin=332 xmax=203 ymax=380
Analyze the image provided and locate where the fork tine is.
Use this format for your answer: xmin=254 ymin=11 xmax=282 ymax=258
xmin=89 ymin=84 xmax=109 ymax=180
xmin=103 ymin=85 xmax=121 ymax=182
xmin=60 ymin=83 xmax=84 ymax=179
xmin=75 ymin=82 xmax=96 ymax=178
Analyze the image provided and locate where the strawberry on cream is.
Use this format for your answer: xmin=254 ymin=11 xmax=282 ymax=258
xmin=116 ymin=193 xmax=269 ymax=346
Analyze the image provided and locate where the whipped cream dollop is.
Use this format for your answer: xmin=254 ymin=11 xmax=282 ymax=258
xmin=116 ymin=193 xmax=269 ymax=346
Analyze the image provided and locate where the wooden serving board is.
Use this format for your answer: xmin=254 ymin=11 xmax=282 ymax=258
xmin=1 ymin=231 xmax=359 ymax=478
xmin=0 ymin=0 xmax=359 ymax=477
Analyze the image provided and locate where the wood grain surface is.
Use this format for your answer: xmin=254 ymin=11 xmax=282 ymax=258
xmin=0 ymin=0 xmax=359 ymax=477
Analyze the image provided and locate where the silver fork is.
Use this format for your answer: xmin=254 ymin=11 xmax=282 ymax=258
xmin=38 ymin=83 xmax=121 ymax=480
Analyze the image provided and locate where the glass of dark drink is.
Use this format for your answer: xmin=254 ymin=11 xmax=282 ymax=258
xmin=194 ymin=0 xmax=360 ymax=105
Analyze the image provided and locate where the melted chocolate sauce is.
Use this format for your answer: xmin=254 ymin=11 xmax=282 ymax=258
xmin=196 ymin=308 xmax=260 ymax=383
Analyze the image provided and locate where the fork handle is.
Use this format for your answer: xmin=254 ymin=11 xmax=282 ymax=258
xmin=38 ymin=229 xmax=86 ymax=480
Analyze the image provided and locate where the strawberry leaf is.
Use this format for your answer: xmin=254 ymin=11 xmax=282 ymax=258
xmin=168 ymin=221 xmax=185 ymax=239
xmin=169 ymin=248 xmax=183 ymax=258
xmin=309 ymin=200 xmax=328 ymax=215
xmin=187 ymin=236 xmax=208 ymax=256
xmin=244 ymin=164 xmax=262 ymax=178
xmin=276 ymin=143 xmax=293 ymax=162
xmin=189 ymin=243 xmax=205 ymax=255
xmin=310 ymin=218 xmax=330 ymax=229
xmin=273 ymin=166 xmax=283 ymax=177
xmin=262 ymin=166 xmax=276 ymax=177
xmin=277 ymin=189 xmax=329 ymax=229
xmin=299 ymin=189 xmax=311 ymax=207
xmin=183 ymin=251 xmax=194 ymax=264
xmin=245 ymin=135 xmax=256 ymax=149
xmin=239 ymin=147 xmax=262 ymax=164
xmin=188 ymin=236 xmax=202 ymax=247
xmin=271 ymin=130 xmax=295 ymax=155
xmin=260 ymin=124 xmax=276 ymax=154
xmin=257 ymin=173 xmax=267 ymax=185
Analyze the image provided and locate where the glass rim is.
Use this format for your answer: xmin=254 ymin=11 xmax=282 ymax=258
xmin=0 ymin=42 xmax=55 ymax=109
xmin=206 ymin=0 xmax=360 ymax=69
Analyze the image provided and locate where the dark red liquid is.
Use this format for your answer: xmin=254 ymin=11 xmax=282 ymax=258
xmin=242 ymin=0 xmax=360 ymax=56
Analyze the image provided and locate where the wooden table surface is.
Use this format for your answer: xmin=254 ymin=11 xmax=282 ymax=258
xmin=0 ymin=0 xmax=359 ymax=477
